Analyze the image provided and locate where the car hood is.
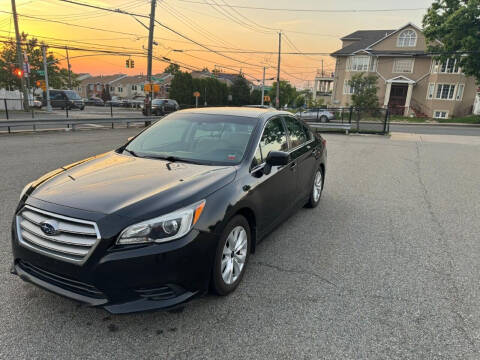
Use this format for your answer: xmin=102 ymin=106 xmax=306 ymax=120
xmin=30 ymin=151 xmax=236 ymax=218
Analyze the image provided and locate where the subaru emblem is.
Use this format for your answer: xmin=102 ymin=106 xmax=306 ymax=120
xmin=40 ymin=220 xmax=60 ymax=236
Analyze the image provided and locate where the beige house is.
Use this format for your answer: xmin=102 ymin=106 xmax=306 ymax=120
xmin=110 ymin=74 xmax=174 ymax=99
xmin=331 ymin=23 xmax=478 ymax=119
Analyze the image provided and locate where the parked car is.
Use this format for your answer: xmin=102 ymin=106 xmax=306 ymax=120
xmin=297 ymin=108 xmax=334 ymax=123
xmin=106 ymin=96 xmax=127 ymax=107
xmin=43 ymin=90 xmax=85 ymax=110
xmin=143 ymin=99 xmax=179 ymax=116
xmin=11 ymin=107 xmax=327 ymax=314
xmin=32 ymin=99 xmax=42 ymax=109
xmin=85 ymin=97 xmax=104 ymax=106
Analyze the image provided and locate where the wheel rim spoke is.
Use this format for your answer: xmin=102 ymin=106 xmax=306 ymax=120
xmin=221 ymin=225 xmax=248 ymax=285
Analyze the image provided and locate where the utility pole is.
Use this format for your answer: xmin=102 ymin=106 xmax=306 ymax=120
xmin=204 ymin=87 xmax=207 ymax=106
xmin=11 ymin=0 xmax=29 ymax=111
xmin=321 ymin=59 xmax=324 ymax=77
xmin=275 ymin=31 xmax=281 ymax=110
xmin=42 ymin=45 xmax=52 ymax=112
xmin=261 ymin=66 xmax=266 ymax=106
xmin=65 ymin=46 xmax=72 ymax=89
xmin=146 ymin=0 xmax=156 ymax=119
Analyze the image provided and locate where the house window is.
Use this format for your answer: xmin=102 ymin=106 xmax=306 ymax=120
xmin=397 ymin=29 xmax=417 ymax=47
xmin=117 ymin=87 xmax=123 ymax=93
xmin=427 ymin=83 xmax=435 ymax=99
xmin=132 ymin=85 xmax=137 ymax=91
xmin=435 ymin=84 xmax=455 ymax=100
xmin=348 ymin=56 xmax=370 ymax=72
xmin=110 ymin=86 xmax=114 ymax=92
xmin=432 ymin=58 xmax=461 ymax=74
xmin=433 ymin=110 xmax=448 ymax=119
xmin=456 ymin=84 xmax=465 ymax=101
xmin=393 ymin=58 xmax=414 ymax=73
xmin=343 ymin=80 xmax=355 ymax=95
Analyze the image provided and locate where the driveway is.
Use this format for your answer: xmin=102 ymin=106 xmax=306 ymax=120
xmin=1 ymin=129 xmax=479 ymax=359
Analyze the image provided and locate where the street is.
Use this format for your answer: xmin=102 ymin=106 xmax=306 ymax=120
xmin=390 ymin=123 xmax=480 ymax=137
xmin=1 ymin=129 xmax=479 ymax=359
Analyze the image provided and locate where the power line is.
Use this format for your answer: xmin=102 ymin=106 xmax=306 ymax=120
xmin=173 ymin=0 xmax=427 ymax=13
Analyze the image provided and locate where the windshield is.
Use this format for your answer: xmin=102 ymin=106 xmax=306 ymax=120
xmin=152 ymin=99 xmax=166 ymax=105
xmin=64 ymin=90 xmax=81 ymax=100
xmin=124 ymin=113 xmax=257 ymax=165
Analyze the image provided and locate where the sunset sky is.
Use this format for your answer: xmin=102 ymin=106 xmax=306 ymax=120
xmin=0 ymin=0 xmax=434 ymax=88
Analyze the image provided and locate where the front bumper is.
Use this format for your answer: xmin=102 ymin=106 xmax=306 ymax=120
xmin=11 ymin=203 xmax=218 ymax=314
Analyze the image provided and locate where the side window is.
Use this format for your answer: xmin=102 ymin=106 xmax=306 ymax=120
xmin=251 ymin=117 xmax=288 ymax=168
xmin=284 ymin=116 xmax=308 ymax=149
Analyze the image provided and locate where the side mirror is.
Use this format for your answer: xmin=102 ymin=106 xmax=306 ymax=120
xmin=263 ymin=151 xmax=289 ymax=175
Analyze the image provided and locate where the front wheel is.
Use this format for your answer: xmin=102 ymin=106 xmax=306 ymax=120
xmin=306 ymin=168 xmax=324 ymax=208
xmin=320 ymin=115 xmax=328 ymax=123
xmin=211 ymin=215 xmax=251 ymax=296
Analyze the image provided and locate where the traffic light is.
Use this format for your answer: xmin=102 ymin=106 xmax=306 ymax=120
xmin=130 ymin=60 xmax=134 ymax=68
xmin=13 ymin=68 xmax=24 ymax=78
xmin=126 ymin=59 xmax=130 ymax=68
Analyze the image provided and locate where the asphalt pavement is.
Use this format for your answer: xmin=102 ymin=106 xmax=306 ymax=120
xmin=390 ymin=123 xmax=480 ymax=136
xmin=1 ymin=129 xmax=479 ymax=359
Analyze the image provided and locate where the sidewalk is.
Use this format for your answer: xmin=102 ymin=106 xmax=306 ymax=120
xmin=390 ymin=121 xmax=480 ymax=128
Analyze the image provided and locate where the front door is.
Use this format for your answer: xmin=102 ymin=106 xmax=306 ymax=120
xmin=248 ymin=117 xmax=296 ymax=234
xmin=388 ymin=84 xmax=408 ymax=115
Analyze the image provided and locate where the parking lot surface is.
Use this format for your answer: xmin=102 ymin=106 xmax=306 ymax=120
xmin=1 ymin=129 xmax=479 ymax=359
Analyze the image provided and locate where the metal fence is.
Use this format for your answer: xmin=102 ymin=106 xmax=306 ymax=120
xmin=0 ymin=98 xmax=144 ymax=120
xmin=300 ymin=107 xmax=390 ymax=134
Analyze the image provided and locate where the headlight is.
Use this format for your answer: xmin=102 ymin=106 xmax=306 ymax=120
xmin=19 ymin=182 xmax=34 ymax=200
xmin=116 ymin=200 xmax=206 ymax=245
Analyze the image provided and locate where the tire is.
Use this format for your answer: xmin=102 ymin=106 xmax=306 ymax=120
xmin=320 ymin=115 xmax=328 ymax=123
xmin=306 ymin=167 xmax=324 ymax=208
xmin=211 ymin=215 xmax=251 ymax=296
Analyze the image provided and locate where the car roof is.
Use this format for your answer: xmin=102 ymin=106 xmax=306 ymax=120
xmin=177 ymin=106 xmax=290 ymax=121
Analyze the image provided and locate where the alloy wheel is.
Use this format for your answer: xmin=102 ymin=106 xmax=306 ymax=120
xmin=313 ymin=170 xmax=323 ymax=202
xmin=221 ymin=226 xmax=247 ymax=285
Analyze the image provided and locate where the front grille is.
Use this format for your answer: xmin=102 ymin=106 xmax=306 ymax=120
xmin=18 ymin=260 xmax=104 ymax=298
xmin=16 ymin=205 xmax=101 ymax=264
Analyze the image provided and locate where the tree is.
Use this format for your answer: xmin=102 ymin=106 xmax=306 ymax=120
xmin=249 ymin=88 xmax=262 ymax=105
xmin=169 ymin=71 xmax=193 ymax=105
xmin=0 ymin=33 xmax=79 ymax=90
xmin=163 ymin=63 xmax=180 ymax=75
xmin=269 ymin=81 xmax=297 ymax=107
xmin=230 ymin=75 xmax=250 ymax=105
xmin=348 ymin=73 xmax=379 ymax=109
xmin=423 ymin=0 xmax=480 ymax=82
xmin=100 ymin=86 xmax=111 ymax=102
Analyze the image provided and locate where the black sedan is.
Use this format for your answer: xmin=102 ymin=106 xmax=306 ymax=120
xmin=11 ymin=107 xmax=327 ymax=314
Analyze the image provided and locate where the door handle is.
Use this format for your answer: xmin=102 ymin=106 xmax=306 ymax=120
xmin=290 ymin=162 xmax=297 ymax=170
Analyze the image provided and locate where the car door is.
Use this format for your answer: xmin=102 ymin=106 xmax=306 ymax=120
xmin=283 ymin=116 xmax=317 ymax=201
xmin=248 ymin=116 xmax=297 ymax=234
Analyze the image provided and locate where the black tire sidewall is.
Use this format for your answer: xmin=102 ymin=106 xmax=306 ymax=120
xmin=212 ymin=215 xmax=251 ymax=296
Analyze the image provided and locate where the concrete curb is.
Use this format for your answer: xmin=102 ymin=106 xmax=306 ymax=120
xmin=390 ymin=122 xmax=480 ymax=128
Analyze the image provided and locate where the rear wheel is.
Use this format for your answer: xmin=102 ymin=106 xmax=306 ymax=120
xmin=306 ymin=167 xmax=324 ymax=208
xmin=320 ymin=115 xmax=328 ymax=123
xmin=211 ymin=215 xmax=251 ymax=295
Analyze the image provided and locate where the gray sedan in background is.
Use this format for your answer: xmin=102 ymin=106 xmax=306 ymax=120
xmin=296 ymin=109 xmax=335 ymax=123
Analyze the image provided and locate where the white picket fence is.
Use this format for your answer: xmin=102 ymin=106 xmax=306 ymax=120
xmin=0 ymin=89 xmax=34 ymax=110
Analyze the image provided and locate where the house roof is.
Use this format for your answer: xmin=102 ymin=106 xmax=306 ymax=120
xmin=332 ymin=30 xmax=395 ymax=56
xmin=331 ymin=23 xmax=427 ymax=56
xmin=115 ymin=75 xmax=148 ymax=85
xmin=80 ymin=74 xmax=126 ymax=85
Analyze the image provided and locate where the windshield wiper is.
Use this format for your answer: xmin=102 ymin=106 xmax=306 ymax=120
xmin=144 ymin=154 xmax=203 ymax=165
xmin=123 ymin=148 xmax=141 ymax=157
